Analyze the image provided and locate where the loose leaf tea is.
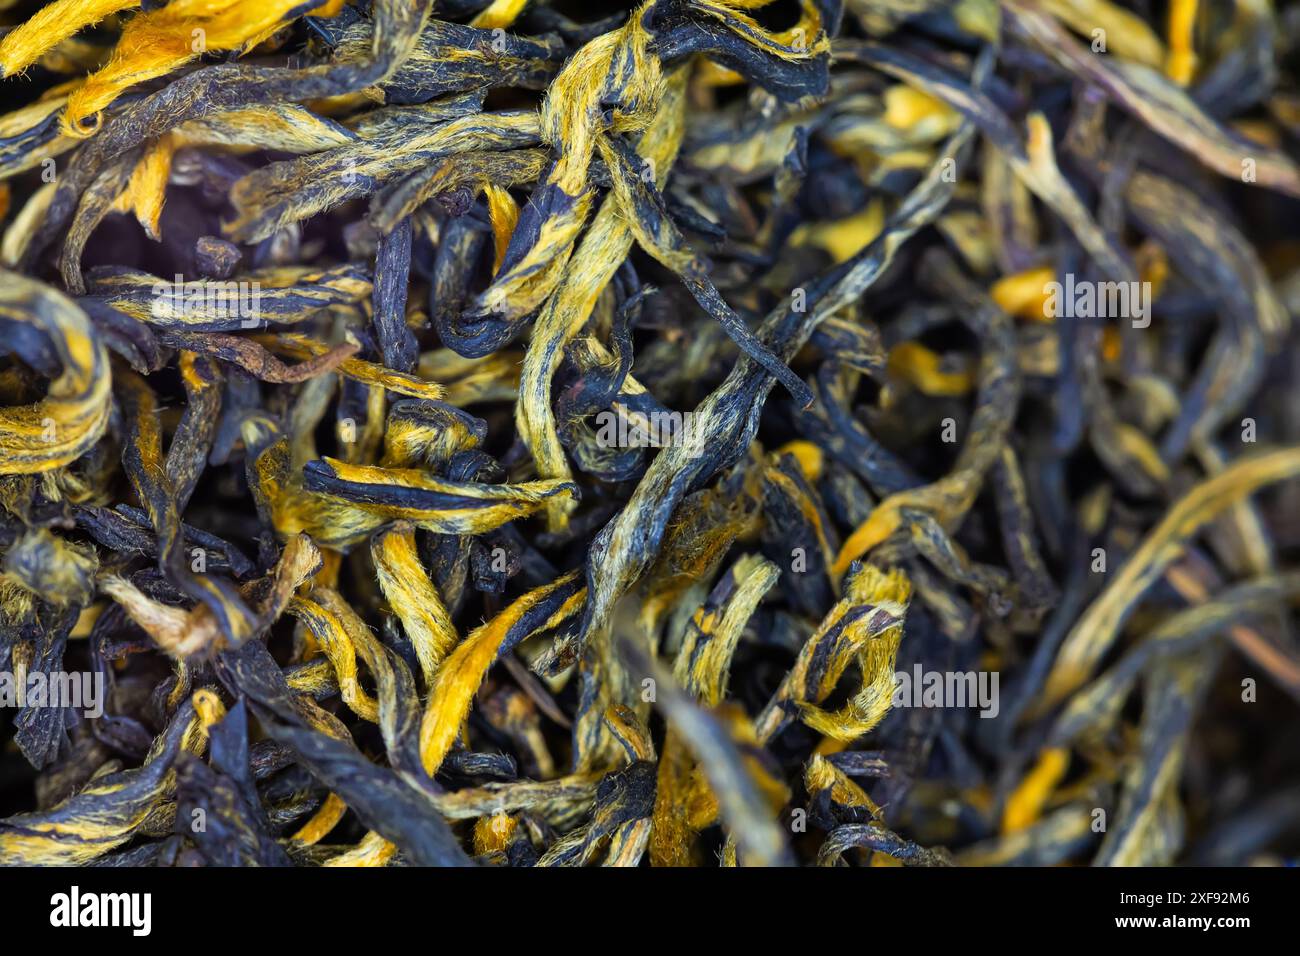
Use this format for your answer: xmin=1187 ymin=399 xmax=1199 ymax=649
xmin=1 ymin=0 xmax=1299 ymax=869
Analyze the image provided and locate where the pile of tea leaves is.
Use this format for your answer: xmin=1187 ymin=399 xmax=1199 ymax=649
xmin=2 ymin=0 xmax=1300 ymax=867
